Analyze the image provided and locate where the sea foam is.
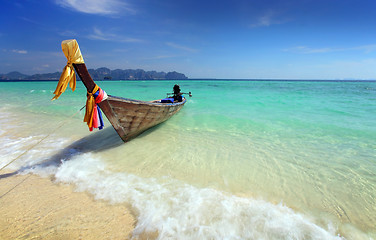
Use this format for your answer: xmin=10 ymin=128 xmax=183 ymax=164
xmin=43 ymin=153 xmax=344 ymax=240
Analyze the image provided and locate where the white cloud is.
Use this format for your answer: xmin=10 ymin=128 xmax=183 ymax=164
xmin=250 ymin=11 xmax=287 ymax=28
xmin=113 ymin=48 xmax=130 ymax=53
xmin=55 ymin=0 xmax=135 ymax=16
xmin=19 ymin=17 xmax=40 ymax=25
xmin=88 ymin=27 xmax=143 ymax=43
xmin=88 ymin=27 xmax=110 ymax=41
xmin=32 ymin=64 xmax=52 ymax=72
xmin=59 ymin=30 xmax=79 ymax=37
xmin=283 ymin=46 xmax=333 ymax=54
xmin=283 ymin=44 xmax=376 ymax=54
xmin=12 ymin=49 xmax=28 ymax=54
xmin=352 ymin=44 xmax=376 ymax=54
xmin=144 ymin=55 xmax=178 ymax=60
xmin=165 ymin=42 xmax=198 ymax=53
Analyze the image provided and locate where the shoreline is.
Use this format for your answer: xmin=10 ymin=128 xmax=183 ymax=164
xmin=1 ymin=79 xmax=376 ymax=82
xmin=0 ymin=171 xmax=135 ymax=239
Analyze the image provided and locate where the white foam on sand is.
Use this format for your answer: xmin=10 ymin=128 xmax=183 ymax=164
xmin=30 ymin=153 xmax=343 ymax=240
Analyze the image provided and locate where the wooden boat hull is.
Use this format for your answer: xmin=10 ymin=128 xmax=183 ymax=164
xmin=98 ymin=95 xmax=186 ymax=141
xmin=73 ymin=63 xmax=186 ymax=142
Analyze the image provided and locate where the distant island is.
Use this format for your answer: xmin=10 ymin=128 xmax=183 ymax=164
xmin=0 ymin=67 xmax=188 ymax=81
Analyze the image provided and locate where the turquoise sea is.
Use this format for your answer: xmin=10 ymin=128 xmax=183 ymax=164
xmin=0 ymin=80 xmax=375 ymax=239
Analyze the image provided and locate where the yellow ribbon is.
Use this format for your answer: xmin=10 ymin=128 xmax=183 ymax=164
xmin=84 ymin=84 xmax=99 ymax=129
xmin=52 ymin=39 xmax=85 ymax=100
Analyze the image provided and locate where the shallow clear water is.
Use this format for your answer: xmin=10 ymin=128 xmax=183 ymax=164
xmin=0 ymin=80 xmax=375 ymax=239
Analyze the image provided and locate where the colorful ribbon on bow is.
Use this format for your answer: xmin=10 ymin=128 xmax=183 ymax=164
xmin=84 ymin=84 xmax=106 ymax=131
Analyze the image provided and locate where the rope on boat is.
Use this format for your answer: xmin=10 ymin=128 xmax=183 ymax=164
xmin=0 ymin=105 xmax=86 ymax=173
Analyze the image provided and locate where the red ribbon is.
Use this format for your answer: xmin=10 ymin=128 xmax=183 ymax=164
xmin=89 ymin=88 xmax=105 ymax=131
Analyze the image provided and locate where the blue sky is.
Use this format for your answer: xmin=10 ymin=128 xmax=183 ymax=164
xmin=1 ymin=0 xmax=376 ymax=79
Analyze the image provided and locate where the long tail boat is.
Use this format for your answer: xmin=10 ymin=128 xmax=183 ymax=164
xmin=53 ymin=39 xmax=187 ymax=142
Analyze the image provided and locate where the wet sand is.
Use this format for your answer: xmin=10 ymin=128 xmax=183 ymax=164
xmin=0 ymin=171 xmax=135 ymax=239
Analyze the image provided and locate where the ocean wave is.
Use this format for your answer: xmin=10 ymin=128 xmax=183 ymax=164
xmin=31 ymin=153 xmax=344 ymax=240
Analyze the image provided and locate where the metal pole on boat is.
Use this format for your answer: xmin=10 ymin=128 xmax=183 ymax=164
xmin=182 ymin=92 xmax=192 ymax=97
xmin=166 ymin=92 xmax=192 ymax=97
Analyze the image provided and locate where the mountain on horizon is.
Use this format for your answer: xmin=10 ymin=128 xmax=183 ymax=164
xmin=0 ymin=67 xmax=188 ymax=80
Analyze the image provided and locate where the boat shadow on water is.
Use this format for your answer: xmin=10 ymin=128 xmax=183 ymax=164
xmin=0 ymin=127 xmax=124 ymax=180
xmin=0 ymin=124 xmax=165 ymax=200
xmin=1 ymin=123 xmax=164 ymax=181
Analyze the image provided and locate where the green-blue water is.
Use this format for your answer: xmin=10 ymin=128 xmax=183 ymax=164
xmin=0 ymin=80 xmax=375 ymax=239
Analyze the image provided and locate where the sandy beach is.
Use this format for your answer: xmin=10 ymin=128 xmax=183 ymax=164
xmin=0 ymin=171 xmax=135 ymax=239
